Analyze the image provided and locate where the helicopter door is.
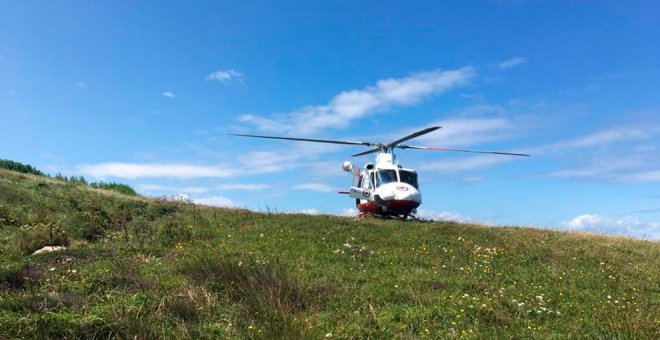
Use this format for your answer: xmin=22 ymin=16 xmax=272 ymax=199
xmin=349 ymin=170 xmax=372 ymax=201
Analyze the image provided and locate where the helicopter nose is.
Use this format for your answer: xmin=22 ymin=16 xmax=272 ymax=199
xmin=393 ymin=183 xmax=421 ymax=202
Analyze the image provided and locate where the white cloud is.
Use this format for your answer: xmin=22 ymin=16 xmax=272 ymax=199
xmin=78 ymin=163 xmax=233 ymax=179
xmin=412 ymin=115 xmax=516 ymax=147
xmin=163 ymin=91 xmax=175 ymax=98
xmin=193 ymin=195 xmax=238 ymax=207
xmin=77 ymin=139 xmax=341 ymax=181
xmin=498 ymin=57 xmax=527 ymax=69
xmin=299 ymin=209 xmax=319 ymax=215
xmin=419 ymin=154 xmax=519 ymax=173
xmin=233 ymin=141 xmax=345 ymax=176
xmin=75 ymin=81 xmax=86 ymax=88
xmin=238 ymin=114 xmax=289 ymax=132
xmin=558 ymin=214 xmax=660 ymax=240
xmin=240 ymin=67 xmax=475 ymax=134
xmin=416 ymin=209 xmax=466 ymax=222
xmin=341 ymin=207 xmax=358 ymax=216
xmin=237 ymin=150 xmax=299 ymax=174
xmin=206 ymin=69 xmax=243 ymax=82
xmin=293 ymin=183 xmax=335 ymax=192
xmin=545 ymin=127 xmax=654 ymax=152
xmin=612 ymin=170 xmax=660 ymax=183
xmin=215 ymin=183 xmax=270 ymax=191
xmin=536 ymin=124 xmax=660 ymax=183
xmin=543 ymin=159 xmax=643 ymax=181
xmin=136 ymin=184 xmax=208 ymax=194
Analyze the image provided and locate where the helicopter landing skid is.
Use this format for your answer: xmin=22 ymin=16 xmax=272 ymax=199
xmin=400 ymin=213 xmax=418 ymax=221
xmin=355 ymin=211 xmax=374 ymax=221
xmin=355 ymin=212 xmax=417 ymax=221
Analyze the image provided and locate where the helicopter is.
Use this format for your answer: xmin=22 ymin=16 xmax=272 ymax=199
xmin=232 ymin=126 xmax=529 ymax=219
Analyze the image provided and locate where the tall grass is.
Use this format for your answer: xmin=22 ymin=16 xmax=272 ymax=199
xmin=0 ymin=168 xmax=658 ymax=338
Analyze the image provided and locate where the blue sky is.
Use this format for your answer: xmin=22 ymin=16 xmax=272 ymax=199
xmin=1 ymin=1 xmax=659 ymax=239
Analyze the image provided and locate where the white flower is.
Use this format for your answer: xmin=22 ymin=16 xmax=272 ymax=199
xmin=325 ymin=333 xmax=333 ymax=338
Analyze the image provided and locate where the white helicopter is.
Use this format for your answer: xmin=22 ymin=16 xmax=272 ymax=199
xmin=232 ymin=126 xmax=529 ymax=219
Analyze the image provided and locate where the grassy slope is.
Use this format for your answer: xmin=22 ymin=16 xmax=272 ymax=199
xmin=0 ymin=168 xmax=658 ymax=339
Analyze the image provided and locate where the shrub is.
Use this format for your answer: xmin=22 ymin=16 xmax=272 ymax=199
xmin=0 ymin=204 xmax=18 ymax=227
xmin=90 ymin=182 xmax=137 ymax=196
xmin=0 ymin=159 xmax=45 ymax=176
xmin=181 ymin=253 xmax=325 ymax=338
xmin=66 ymin=205 xmax=112 ymax=242
xmin=11 ymin=223 xmax=68 ymax=255
xmin=157 ymin=220 xmax=192 ymax=247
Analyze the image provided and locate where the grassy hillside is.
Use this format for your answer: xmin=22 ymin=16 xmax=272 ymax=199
xmin=0 ymin=168 xmax=658 ymax=339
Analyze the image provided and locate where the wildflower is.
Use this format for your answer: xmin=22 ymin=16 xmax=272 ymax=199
xmin=260 ymin=233 xmax=264 ymax=238
xmin=49 ymin=267 xmax=55 ymax=271
xmin=325 ymin=333 xmax=333 ymax=338
xmin=248 ymin=325 xmax=253 ymax=330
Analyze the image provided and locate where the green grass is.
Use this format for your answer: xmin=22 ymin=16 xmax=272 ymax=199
xmin=0 ymin=168 xmax=658 ymax=338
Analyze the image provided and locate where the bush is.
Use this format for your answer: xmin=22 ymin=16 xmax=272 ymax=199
xmin=181 ymin=253 xmax=325 ymax=338
xmin=0 ymin=159 xmax=45 ymax=176
xmin=0 ymin=204 xmax=18 ymax=227
xmin=90 ymin=182 xmax=137 ymax=196
xmin=11 ymin=223 xmax=68 ymax=255
xmin=157 ymin=220 xmax=192 ymax=247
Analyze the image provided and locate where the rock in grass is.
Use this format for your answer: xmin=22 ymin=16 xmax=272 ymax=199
xmin=32 ymin=246 xmax=66 ymax=255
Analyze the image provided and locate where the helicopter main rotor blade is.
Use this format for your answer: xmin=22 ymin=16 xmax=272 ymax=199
xmin=351 ymin=147 xmax=381 ymax=157
xmin=230 ymin=133 xmax=373 ymax=146
xmin=402 ymin=145 xmax=530 ymax=157
xmin=385 ymin=126 xmax=442 ymax=147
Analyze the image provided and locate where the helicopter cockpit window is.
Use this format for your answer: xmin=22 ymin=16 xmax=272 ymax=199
xmin=399 ymin=170 xmax=418 ymax=189
xmin=376 ymin=170 xmax=398 ymax=187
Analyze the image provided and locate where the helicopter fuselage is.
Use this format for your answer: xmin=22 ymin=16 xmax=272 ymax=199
xmin=344 ymin=152 xmax=422 ymax=218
